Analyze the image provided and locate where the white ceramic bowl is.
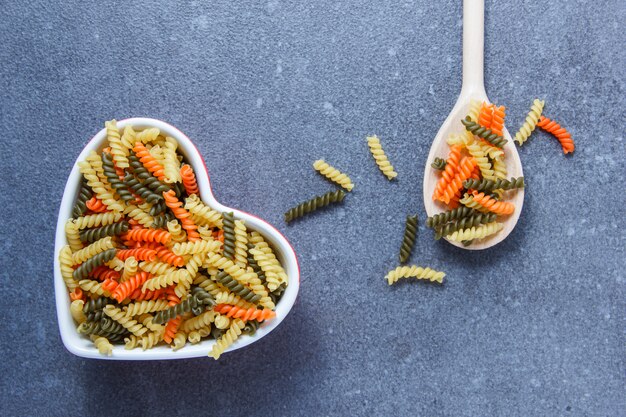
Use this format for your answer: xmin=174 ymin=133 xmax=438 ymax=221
xmin=54 ymin=117 xmax=300 ymax=359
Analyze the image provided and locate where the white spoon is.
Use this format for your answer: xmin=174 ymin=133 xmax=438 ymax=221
xmin=422 ymin=0 xmax=524 ymax=250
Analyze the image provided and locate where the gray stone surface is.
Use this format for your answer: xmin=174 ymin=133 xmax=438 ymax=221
xmin=1 ymin=0 xmax=624 ymax=416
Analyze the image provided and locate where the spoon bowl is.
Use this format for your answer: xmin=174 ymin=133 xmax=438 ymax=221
xmin=54 ymin=117 xmax=300 ymax=359
xmin=422 ymin=0 xmax=524 ymax=250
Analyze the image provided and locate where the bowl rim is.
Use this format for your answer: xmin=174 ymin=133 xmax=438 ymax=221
xmin=54 ymin=117 xmax=300 ymax=360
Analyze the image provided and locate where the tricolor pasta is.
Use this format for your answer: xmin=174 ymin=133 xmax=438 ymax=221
xmin=59 ymin=120 xmax=288 ymax=358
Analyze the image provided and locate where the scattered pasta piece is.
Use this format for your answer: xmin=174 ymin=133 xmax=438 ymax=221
xmin=398 ymin=215 xmax=418 ymax=264
xmin=367 ymin=135 xmax=398 ymax=180
xmin=537 ymin=116 xmax=575 ymax=154
xmin=386 ymin=266 xmax=445 ymax=285
xmin=313 ymin=159 xmax=354 ymax=191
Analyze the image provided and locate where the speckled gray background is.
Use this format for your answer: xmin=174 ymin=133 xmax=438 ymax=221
xmin=1 ymin=0 xmax=624 ymax=416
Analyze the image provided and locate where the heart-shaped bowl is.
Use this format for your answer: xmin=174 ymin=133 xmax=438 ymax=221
xmin=54 ymin=117 xmax=300 ymax=360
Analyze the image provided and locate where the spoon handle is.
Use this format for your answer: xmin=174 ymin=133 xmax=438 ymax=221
xmin=462 ymin=0 xmax=486 ymax=94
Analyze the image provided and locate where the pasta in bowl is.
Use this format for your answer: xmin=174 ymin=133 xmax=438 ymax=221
xmin=54 ymin=118 xmax=299 ymax=360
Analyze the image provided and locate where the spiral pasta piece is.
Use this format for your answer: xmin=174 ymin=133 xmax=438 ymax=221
xmin=123 ymin=299 xmax=170 ymax=317
xmin=385 ymin=265 xmax=445 ymax=285
xmin=59 ymin=245 xmax=79 ymax=291
xmin=128 ymin=153 xmax=170 ymax=194
xmin=117 ymin=248 xmax=157 ymax=263
xmin=367 ymin=135 xmax=398 ymax=180
xmin=214 ymin=291 xmax=256 ymax=309
xmin=433 ymin=145 xmax=462 ymax=201
xmin=431 ymin=157 xmax=447 ymax=171
xmin=490 ymin=105 xmax=506 ymax=136
xmin=232 ymin=220 xmax=248 ymax=268
xmin=313 ymin=159 xmax=354 ymax=191
xmin=248 ymin=233 xmax=288 ymax=287
xmin=79 ymin=279 xmax=112 ymax=297
xmin=103 ymin=305 xmax=149 ymax=337
xmin=179 ymin=164 xmax=199 ymax=195
xmin=112 ymin=271 xmax=152 ymax=302
xmin=466 ymin=139 xmax=495 ymax=180
xmin=478 ymin=102 xmax=494 ymax=130
xmin=463 ymin=190 xmax=515 ymax=215
xmin=215 ymin=271 xmax=261 ymax=304
xmin=104 ymin=119 xmax=128 ymax=170
xmin=85 ymin=196 xmax=109 ymax=213
xmin=437 ymin=156 xmax=477 ymax=205
xmin=434 ymin=212 xmax=497 ymax=240
xmin=135 ymin=127 xmax=160 ymax=146
xmin=122 ymin=204 xmax=155 ymax=228
xmin=142 ymin=269 xmax=190 ymax=292
xmin=79 ymin=153 xmax=124 ymax=212
xmin=91 ymin=335 xmax=114 ymax=356
xmin=222 ymin=212 xmax=236 ymax=260
xmin=72 ymin=177 xmax=93 ymax=218
xmin=163 ymin=316 xmax=182 ymax=344
xmin=249 ymin=247 xmax=280 ymax=291
xmin=180 ymin=310 xmax=216 ymax=332
xmin=73 ymin=212 xmax=123 ymax=230
xmin=183 ymin=194 xmax=223 ymax=228
xmin=214 ymin=314 xmax=231 ymax=330
xmin=162 ymin=137 xmax=182 ymax=183
xmin=123 ymin=228 xmax=171 ymax=245
xmin=163 ymin=189 xmax=200 ymax=241
xmin=139 ymin=260 xmax=177 ymax=276
xmin=461 ymin=117 xmax=508 ymax=148
xmin=172 ymin=239 xmax=221 ymax=256
xmin=119 ymin=125 xmax=137 ymax=151
xmin=70 ymin=300 xmax=87 ymax=324
xmin=446 ymin=221 xmax=503 ymax=242
xmin=153 ymin=246 xmax=185 ymax=267
xmin=123 ymin=173 xmax=163 ymax=206
xmin=284 ymin=189 xmax=346 ymax=222
xmin=71 ymin=236 xmax=117 ymax=265
xmin=467 ymin=99 xmax=482 ymax=123
xmin=119 ymin=256 xmax=138 ymax=283
xmin=65 ymin=220 xmax=83 ymax=252
xmin=537 ymin=116 xmax=575 ymax=154
xmin=214 ymin=304 xmax=276 ymax=322
xmin=515 ymin=99 xmax=545 ymax=145
xmin=79 ymin=221 xmax=129 ymax=243
xmin=105 ymin=256 xmax=125 ymax=271
xmin=133 ymin=142 xmax=166 ymax=181
xmin=463 ymin=177 xmax=524 ymax=192
xmin=101 ymin=152 xmax=134 ymax=203
xmin=209 ymin=318 xmax=245 ymax=359
xmin=205 ymin=252 xmax=253 ymax=282
xmin=491 ymin=156 xmax=507 ymax=181
xmin=397 ymin=214 xmax=418 ymax=263
xmin=73 ymin=249 xmax=117 ymax=280
xmin=153 ymin=289 xmax=215 ymax=325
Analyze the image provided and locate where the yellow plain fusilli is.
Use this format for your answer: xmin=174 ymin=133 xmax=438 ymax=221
xmin=184 ymin=194 xmax=223 ymax=227
xmin=59 ymin=245 xmax=79 ymax=291
xmin=65 ymin=220 xmax=83 ymax=252
xmin=209 ymin=318 xmax=245 ymax=359
xmin=515 ymin=99 xmax=545 ymax=146
xmin=106 ymin=119 xmax=129 ymax=169
xmin=367 ymin=135 xmax=398 ymax=180
xmin=385 ymin=265 xmax=446 ymax=285
xmin=73 ymin=212 xmax=123 ymax=229
xmin=103 ymin=305 xmax=148 ymax=337
xmin=313 ymin=159 xmax=354 ymax=191
xmin=446 ymin=221 xmax=503 ymax=242
xmin=162 ymin=137 xmax=182 ymax=183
